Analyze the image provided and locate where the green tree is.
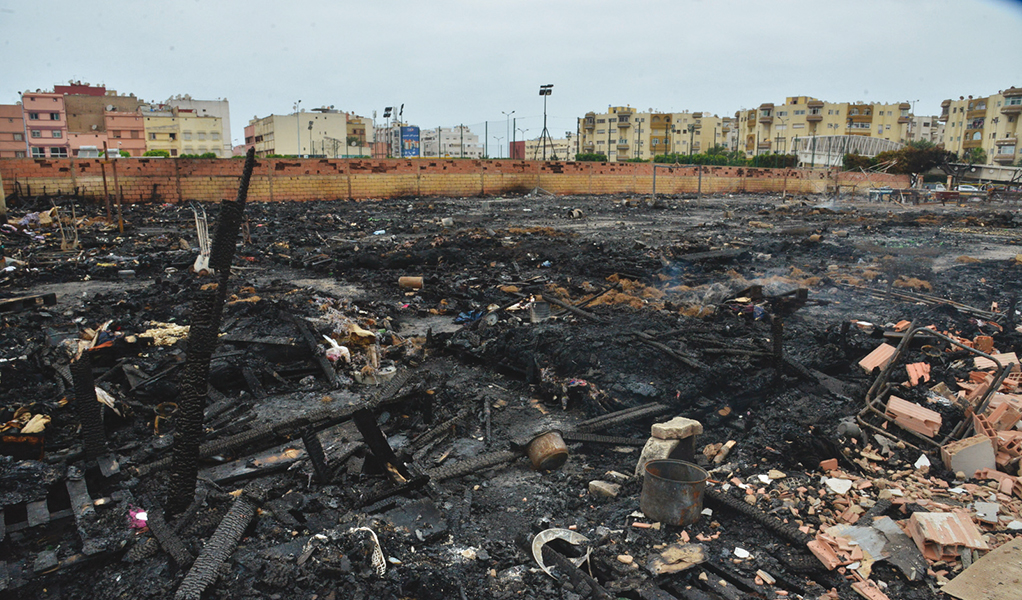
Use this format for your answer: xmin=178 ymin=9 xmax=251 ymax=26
xmin=143 ymin=149 xmax=171 ymax=158
xmin=962 ymin=147 xmax=986 ymax=164
xmin=842 ymin=153 xmax=873 ymax=171
xmin=576 ymin=152 xmax=607 ymax=161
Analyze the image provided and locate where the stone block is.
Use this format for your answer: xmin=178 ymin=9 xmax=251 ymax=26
xmin=651 ymin=417 xmax=703 ymax=440
xmin=588 ymin=480 xmax=621 ymax=498
xmin=635 ymin=437 xmax=680 ymax=477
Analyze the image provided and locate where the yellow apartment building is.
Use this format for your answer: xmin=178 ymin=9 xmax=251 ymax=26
xmin=733 ymin=96 xmax=912 ymax=157
xmin=142 ymin=106 xmax=223 ymax=156
xmin=578 ymin=107 xmax=729 ymax=161
xmin=939 ymin=87 xmax=1021 ymax=166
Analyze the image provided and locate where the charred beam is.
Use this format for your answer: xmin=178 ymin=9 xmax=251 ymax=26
xmin=70 ymin=352 xmax=106 ymax=460
xmin=174 ymin=485 xmax=261 ymax=600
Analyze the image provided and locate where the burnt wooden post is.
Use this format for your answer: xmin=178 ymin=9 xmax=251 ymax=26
xmin=167 ymin=149 xmax=256 ymax=514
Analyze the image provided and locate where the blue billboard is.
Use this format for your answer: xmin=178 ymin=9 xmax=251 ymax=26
xmin=400 ymin=126 xmax=420 ymax=158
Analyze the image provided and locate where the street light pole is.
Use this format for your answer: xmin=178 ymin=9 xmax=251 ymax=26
xmin=294 ymin=100 xmax=302 ymax=157
xmin=517 ymin=128 xmax=527 ymax=159
xmin=495 ymin=136 xmax=503 ymax=159
xmin=502 ymin=110 xmax=514 ymax=160
xmin=538 ymin=84 xmax=553 ymax=160
xmin=687 ymin=124 xmax=695 ymax=161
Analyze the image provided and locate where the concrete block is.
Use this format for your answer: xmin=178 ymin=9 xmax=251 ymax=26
xmin=635 ymin=437 xmax=680 ymax=477
xmin=651 ymin=417 xmax=703 ymax=440
xmin=941 ymin=435 xmax=996 ymax=478
xmin=588 ymin=480 xmax=621 ymax=498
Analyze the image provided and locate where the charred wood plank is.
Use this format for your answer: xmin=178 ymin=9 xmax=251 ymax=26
xmin=174 ymin=485 xmax=260 ymax=600
xmin=70 ymin=352 xmax=106 ymax=460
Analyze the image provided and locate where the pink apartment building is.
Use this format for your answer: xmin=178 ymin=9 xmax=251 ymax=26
xmin=22 ymin=92 xmax=70 ymax=158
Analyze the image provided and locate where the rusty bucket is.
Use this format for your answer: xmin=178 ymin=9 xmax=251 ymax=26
xmin=640 ymin=459 xmax=708 ymax=526
xmin=527 ymin=431 xmax=568 ymax=471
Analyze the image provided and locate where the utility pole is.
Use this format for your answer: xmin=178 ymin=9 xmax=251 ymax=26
xmin=460 ymin=125 xmax=464 ymax=158
xmin=485 ymin=121 xmax=488 ymax=158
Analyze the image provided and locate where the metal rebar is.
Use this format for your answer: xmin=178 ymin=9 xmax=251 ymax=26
xmin=426 ymin=450 xmax=521 ymax=482
xmin=573 ymin=403 xmax=669 ymax=433
xmin=70 ymin=352 xmax=106 ymax=460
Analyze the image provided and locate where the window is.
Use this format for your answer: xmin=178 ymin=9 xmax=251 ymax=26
xmin=31 ymin=147 xmax=44 ymax=157
xmin=183 ymin=132 xmax=192 ymax=141
xmin=112 ymin=130 xmax=122 ymax=138
xmin=197 ymin=132 xmax=206 ymax=140
xmin=170 ymin=149 xmax=178 ymax=156
xmin=52 ymin=130 xmax=62 ymax=138
xmin=885 ymin=124 xmax=891 ymax=130
xmin=211 ymin=132 xmax=219 ymax=140
xmin=972 ymin=132 xmax=982 ymax=140
xmin=793 ymin=110 xmax=805 ymax=115
xmin=28 ymin=112 xmax=39 ymax=120
xmin=51 ymin=147 xmax=68 ymax=157
xmin=169 ymin=133 xmax=177 ymax=140
xmin=999 ymin=145 xmax=1016 ymax=155
xmin=777 ymin=111 xmax=788 ymax=117
xmin=13 ymin=132 xmax=22 ymax=141
xmin=31 ymin=129 xmax=41 ymax=138
xmin=131 ymin=130 xmax=139 ymax=139
xmin=149 ymin=133 xmax=157 ymax=140
xmin=50 ymin=112 xmax=60 ymax=120
xmin=793 ymin=123 xmax=805 ymax=129
xmin=596 ymin=129 xmax=605 ymax=134
xmin=1007 ymin=97 xmax=1022 ymax=106
xmin=15 ymin=151 xmax=25 ymax=158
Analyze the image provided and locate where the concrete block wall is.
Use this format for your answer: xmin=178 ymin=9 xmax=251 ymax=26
xmin=0 ymin=158 xmax=910 ymax=204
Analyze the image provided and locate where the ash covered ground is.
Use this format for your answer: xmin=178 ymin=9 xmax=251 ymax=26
xmin=2 ymin=189 xmax=1022 ymax=600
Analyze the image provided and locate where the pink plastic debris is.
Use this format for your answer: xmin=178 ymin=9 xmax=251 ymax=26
xmin=128 ymin=505 xmax=149 ymax=529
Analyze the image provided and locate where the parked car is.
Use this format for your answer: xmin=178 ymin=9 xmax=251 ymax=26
xmin=957 ymin=184 xmax=981 ymax=192
xmin=922 ymin=183 xmax=946 ymax=192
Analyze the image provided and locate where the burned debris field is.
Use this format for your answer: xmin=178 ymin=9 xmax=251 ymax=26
xmin=2 ymin=182 xmax=1022 ymax=600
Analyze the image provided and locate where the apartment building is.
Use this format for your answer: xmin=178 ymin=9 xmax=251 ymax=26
xmin=246 ymin=108 xmax=366 ymax=157
xmin=733 ymin=96 xmax=912 ymax=158
xmin=164 ymin=95 xmax=232 ymax=156
xmin=939 ymin=87 xmax=1021 ymax=166
xmin=511 ymin=135 xmax=577 ymax=160
xmin=22 ymin=91 xmax=70 ymax=158
xmin=578 ymin=107 xmax=729 ymax=161
xmin=906 ymin=115 xmax=943 ymax=144
xmin=0 ymin=104 xmax=27 ymax=158
xmin=418 ymin=126 xmax=483 ymax=158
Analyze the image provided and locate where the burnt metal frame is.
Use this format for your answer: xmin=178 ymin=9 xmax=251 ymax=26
xmin=856 ymin=323 xmax=1011 ymax=451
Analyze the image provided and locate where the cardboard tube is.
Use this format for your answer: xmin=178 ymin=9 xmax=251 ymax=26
xmin=399 ymin=276 xmax=423 ymax=289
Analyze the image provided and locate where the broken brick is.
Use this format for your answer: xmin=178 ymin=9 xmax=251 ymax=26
xmin=906 ymin=510 xmax=990 ymax=561
xmin=941 ymin=435 xmax=996 ymax=478
xmin=859 ymin=343 xmax=898 ymax=374
xmin=885 ymin=395 xmax=942 ymax=438
xmin=906 ymin=362 xmax=931 ymax=386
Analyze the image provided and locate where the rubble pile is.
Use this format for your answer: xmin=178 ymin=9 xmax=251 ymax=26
xmin=1 ymin=186 xmax=1021 ymax=599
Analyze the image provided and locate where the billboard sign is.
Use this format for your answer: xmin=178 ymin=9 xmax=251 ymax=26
xmin=400 ymin=126 xmax=420 ymax=158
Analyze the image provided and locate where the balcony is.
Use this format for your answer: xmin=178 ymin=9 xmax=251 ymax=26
xmin=898 ymin=116 xmax=910 ymax=123
xmin=616 ymin=142 xmax=629 ymax=149
xmin=617 ymin=120 xmax=630 ymax=128
xmin=966 ymin=108 xmax=986 ymax=119
xmin=807 ymin=100 xmax=824 ymax=109
xmin=939 ymin=100 xmax=951 ymax=122
xmin=806 ymin=113 xmax=822 ymax=122
xmin=758 ymin=114 xmax=773 ymax=124
xmin=962 ymin=138 xmax=982 ymax=149
xmin=1001 ymin=102 xmax=1022 ymax=115
xmin=994 ymin=152 xmax=1016 ymax=164
xmin=757 ymin=141 xmax=772 ymax=149
xmin=899 ymin=102 xmax=911 ymax=110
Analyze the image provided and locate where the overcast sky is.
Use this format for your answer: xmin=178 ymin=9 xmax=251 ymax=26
xmin=2 ymin=0 xmax=1020 ymax=153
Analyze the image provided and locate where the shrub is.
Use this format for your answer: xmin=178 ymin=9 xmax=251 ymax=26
xmin=143 ymin=149 xmax=171 ymax=158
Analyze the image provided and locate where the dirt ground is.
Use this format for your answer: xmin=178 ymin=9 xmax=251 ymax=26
xmin=2 ymin=188 xmax=1022 ymax=600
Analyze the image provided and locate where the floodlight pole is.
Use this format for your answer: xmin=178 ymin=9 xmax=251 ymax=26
xmin=538 ymin=84 xmax=554 ymax=160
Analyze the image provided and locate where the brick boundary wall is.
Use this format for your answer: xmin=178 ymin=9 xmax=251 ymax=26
xmin=0 ymin=158 xmax=909 ymax=204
